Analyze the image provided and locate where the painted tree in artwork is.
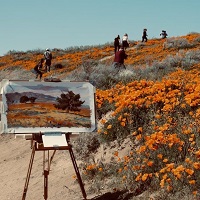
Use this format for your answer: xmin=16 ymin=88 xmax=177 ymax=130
xmin=20 ymin=95 xmax=29 ymax=103
xmin=20 ymin=96 xmax=37 ymax=103
xmin=54 ymin=91 xmax=85 ymax=112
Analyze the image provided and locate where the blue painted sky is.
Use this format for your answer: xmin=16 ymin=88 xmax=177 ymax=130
xmin=0 ymin=0 xmax=199 ymax=56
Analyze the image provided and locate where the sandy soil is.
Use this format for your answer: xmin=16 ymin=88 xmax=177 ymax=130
xmin=0 ymin=134 xmax=97 ymax=200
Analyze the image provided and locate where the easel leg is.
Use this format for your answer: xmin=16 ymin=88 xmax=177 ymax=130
xmin=43 ymin=170 xmax=49 ymax=200
xmin=43 ymin=150 xmax=50 ymax=200
xmin=22 ymin=143 xmax=36 ymax=200
xmin=69 ymin=146 xmax=87 ymax=200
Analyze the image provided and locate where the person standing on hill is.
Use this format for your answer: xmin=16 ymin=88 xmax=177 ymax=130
xmin=113 ymin=46 xmax=128 ymax=69
xmin=44 ymin=48 xmax=52 ymax=72
xmin=114 ymin=35 xmax=120 ymax=54
xmin=142 ymin=29 xmax=148 ymax=42
xmin=122 ymin=33 xmax=130 ymax=50
xmin=34 ymin=58 xmax=44 ymax=80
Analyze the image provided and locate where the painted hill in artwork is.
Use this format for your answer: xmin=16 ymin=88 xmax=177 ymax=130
xmin=5 ymin=91 xmax=56 ymax=104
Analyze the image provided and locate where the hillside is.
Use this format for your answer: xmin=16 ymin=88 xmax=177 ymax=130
xmin=1 ymin=33 xmax=200 ymax=200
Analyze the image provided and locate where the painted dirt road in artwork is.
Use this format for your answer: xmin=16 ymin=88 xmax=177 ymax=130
xmin=7 ymin=102 xmax=91 ymax=128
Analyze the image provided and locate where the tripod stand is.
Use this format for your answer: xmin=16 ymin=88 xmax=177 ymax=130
xmin=22 ymin=133 xmax=87 ymax=200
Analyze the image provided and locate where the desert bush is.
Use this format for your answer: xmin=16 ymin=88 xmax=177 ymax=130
xmin=134 ymin=63 xmax=170 ymax=81
xmin=161 ymin=50 xmax=200 ymax=71
xmin=181 ymin=50 xmax=200 ymax=69
xmin=135 ymin=42 xmax=146 ymax=50
xmin=0 ymin=62 xmax=6 ymax=67
xmin=163 ymin=38 xmax=193 ymax=50
xmin=73 ymin=132 xmax=100 ymax=161
xmin=26 ymin=48 xmax=44 ymax=54
xmin=5 ymin=50 xmax=25 ymax=55
xmin=53 ymin=63 xmax=63 ymax=69
xmin=2 ymin=65 xmax=22 ymax=71
xmin=135 ymin=48 xmax=200 ymax=81
xmin=68 ymin=63 xmax=130 ymax=90
xmin=193 ymin=36 xmax=200 ymax=43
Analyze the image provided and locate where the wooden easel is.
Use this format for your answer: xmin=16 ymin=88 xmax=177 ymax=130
xmin=22 ymin=133 xmax=87 ymax=200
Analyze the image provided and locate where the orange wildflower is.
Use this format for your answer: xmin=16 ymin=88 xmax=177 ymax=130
xmin=160 ymin=179 xmax=165 ymax=188
xmin=138 ymin=127 xmax=143 ymax=132
xmin=118 ymin=168 xmax=122 ymax=173
xmin=193 ymin=191 xmax=197 ymax=196
xmin=163 ymin=158 xmax=168 ymax=163
xmin=189 ymin=180 xmax=196 ymax=185
xmin=99 ymin=167 xmax=103 ymax=172
xmin=136 ymin=134 xmax=142 ymax=140
xmin=147 ymin=161 xmax=154 ymax=167
xmin=185 ymin=168 xmax=194 ymax=176
xmin=107 ymin=124 xmax=112 ymax=129
xmin=167 ymin=185 xmax=173 ymax=191
xmin=114 ymin=151 xmax=118 ymax=157
xmin=135 ymin=173 xmax=142 ymax=181
xmin=141 ymin=173 xmax=148 ymax=181
xmin=193 ymin=162 xmax=200 ymax=169
xmin=157 ymin=154 xmax=163 ymax=159
xmin=120 ymin=121 xmax=126 ymax=126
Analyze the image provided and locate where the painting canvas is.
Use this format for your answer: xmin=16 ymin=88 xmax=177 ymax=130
xmin=0 ymin=79 xmax=96 ymax=134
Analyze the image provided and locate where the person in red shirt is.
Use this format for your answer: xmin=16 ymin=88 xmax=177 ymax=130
xmin=113 ymin=47 xmax=128 ymax=69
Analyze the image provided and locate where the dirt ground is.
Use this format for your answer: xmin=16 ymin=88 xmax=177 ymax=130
xmin=0 ymin=134 xmax=197 ymax=200
xmin=0 ymin=134 xmax=100 ymax=200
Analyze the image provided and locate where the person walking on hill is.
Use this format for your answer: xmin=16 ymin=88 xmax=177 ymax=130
xmin=160 ymin=30 xmax=168 ymax=39
xmin=44 ymin=48 xmax=52 ymax=72
xmin=114 ymin=35 xmax=120 ymax=54
xmin=34 ymin=58 xmax=44 ymax=80
xmin=142 ymin=29 xmax=148 ymax=42
xmin=113 ymin=46 xmax=128 ymax=69
xmin=122 ymin=33 xmax=130 ymax=50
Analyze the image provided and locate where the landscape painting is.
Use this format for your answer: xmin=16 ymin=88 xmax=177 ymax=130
xmin=0 ymin=80 xmax=96 ymax=134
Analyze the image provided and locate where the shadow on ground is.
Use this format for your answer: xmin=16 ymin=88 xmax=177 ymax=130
xmin=90 ymin=190 xmax=134 ymax=200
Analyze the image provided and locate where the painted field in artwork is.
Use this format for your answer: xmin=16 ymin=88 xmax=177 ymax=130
xmin=7 ymin=102 xmax=91 ymax=128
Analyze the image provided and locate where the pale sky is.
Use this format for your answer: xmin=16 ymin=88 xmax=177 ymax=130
xmin=0 ymin=0 xmax=200 ymax=56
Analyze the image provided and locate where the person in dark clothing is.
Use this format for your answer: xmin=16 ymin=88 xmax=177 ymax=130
xmin=142 ymin=29 xmax=148 ymax=42
xmin=34 ymin=58 xmax=44 ymax=80
xmin=44 ymin=48 xmax=53 ymax=72
xmin=113 ymin=47 xmax=128 ymax=69
xmin=114 ymin=35 xmax=120 ymax=53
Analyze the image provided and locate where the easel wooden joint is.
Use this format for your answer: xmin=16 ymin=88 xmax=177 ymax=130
xmin=22 ymin=133 xmax=87 ymax=200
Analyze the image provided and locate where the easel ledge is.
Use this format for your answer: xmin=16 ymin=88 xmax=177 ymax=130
xmin=21 ymin=132 xmax=87 ymax=200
